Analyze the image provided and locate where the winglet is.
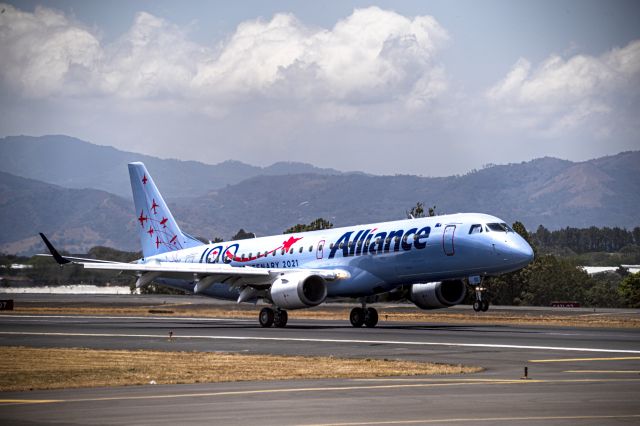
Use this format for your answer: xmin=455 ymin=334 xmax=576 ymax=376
xmin=39 ymin=233 xmax=70 ymax=265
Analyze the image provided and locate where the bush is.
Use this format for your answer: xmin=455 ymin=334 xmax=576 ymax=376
xmin=618 ymin=272 xmax=640 ymax=308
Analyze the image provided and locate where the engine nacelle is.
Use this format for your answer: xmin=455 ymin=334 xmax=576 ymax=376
xmin=410 ymin=280 xmax=466 ymax=310
xmin=270 ymin=272 xmax=328 ymax=310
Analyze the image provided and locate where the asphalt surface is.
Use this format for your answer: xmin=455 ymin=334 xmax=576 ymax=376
xmin=1 ymin=295 xmax=639 ymax=425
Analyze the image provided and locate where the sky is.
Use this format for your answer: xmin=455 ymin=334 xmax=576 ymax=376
xmin=1 ymin=0 xmax=639 ymax=176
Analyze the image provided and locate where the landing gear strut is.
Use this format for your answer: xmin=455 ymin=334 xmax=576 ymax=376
xmin=472 ymin=283 xmax=490 ymax=312
xmin=350 ymin=302 xmax=378 ymax=328
xmin=259 ymin=307 xmax=289 ymax=327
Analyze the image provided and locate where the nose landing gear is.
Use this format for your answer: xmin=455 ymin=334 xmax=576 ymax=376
xmin=470 ymin=276 xmax=490 ymax=312
xmin=473 ymin=285 xmax=489 ymax=312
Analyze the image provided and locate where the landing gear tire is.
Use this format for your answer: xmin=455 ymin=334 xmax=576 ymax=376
xmin=364 ymin=307 xmax=379 ymax=328
xmin=350 ymin=307 xmax=365 ymax=327
xmin=472 ymin=279 xmax=490 ymax=313
xmin=274 ymin=310 xmax=288 ymax=328
xmin=259 ymin=307 xmax=274 ymax=327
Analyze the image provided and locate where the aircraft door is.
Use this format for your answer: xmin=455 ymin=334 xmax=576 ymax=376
xmin=316 ymin=240 xmax=325 ymax=260
xmin=443 ymin=225 xmax=456 ymax=256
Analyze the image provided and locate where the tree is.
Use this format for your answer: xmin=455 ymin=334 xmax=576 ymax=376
xmin=232 ymin=229 xmax=256 ymax=240
xmin=618 ymin=272 xmax=640 ymax=308
xmin=406 ymin=202 xmax=436 ymax=218
xmin=521 ymin=255 xmax=589 ymax=306
xmin=284 ymin=218 xmax=333 ymax=234
xmin=586 ymin=272 xmax=625 ymax=308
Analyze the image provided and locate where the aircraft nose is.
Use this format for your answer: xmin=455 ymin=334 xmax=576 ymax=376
xmin=512 ymin=239 xmax=534 ymax=266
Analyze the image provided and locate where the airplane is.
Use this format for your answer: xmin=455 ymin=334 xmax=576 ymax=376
xmin=40 ymin=162 xmax=534 ymax=328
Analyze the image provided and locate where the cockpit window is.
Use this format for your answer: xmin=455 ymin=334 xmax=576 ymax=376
xmin=469 ymin=224 xmax=483 ymax=234
xmin=486 ymin=223 xmax=512 ymax=232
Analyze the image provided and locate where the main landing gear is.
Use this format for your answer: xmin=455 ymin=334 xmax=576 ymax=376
xmin=350 ymin=303 xmax=379 ymax=328
xmin=259 ymin=307 xmax=288 ymax=328
xmin=472 ymin=284 xmax=490 ymax=312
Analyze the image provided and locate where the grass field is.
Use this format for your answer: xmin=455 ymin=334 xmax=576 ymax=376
xmin=0 ymin=346 xmax=481 ymax=392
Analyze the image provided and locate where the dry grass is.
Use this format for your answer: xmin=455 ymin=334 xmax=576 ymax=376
xmin=7 ymin=305 xmax=640 ymax=328
xmin=0 ymin=346 xmax=480 ymax=392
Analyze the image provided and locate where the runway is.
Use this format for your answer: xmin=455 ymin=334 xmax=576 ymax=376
xmin=1 ymin=296 xmax=639 ymax=425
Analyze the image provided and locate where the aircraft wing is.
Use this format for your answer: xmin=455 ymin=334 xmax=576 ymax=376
xmin=83 ymin=261 xmax=272 ymax=287
xmin=39 ymin=232 xmax=345 ymax=291
xmin=80 ymin=261 xmax=344 ymax=288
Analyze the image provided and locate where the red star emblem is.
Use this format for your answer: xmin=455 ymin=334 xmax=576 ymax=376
xmin=150 ymin=199 xmax=159 ymax=214
xmin=282 ymin=236 xmax=303 ymax=252
xmin=142 ymin=174 xmax=148 ymax=185
xmin=155 ymin=236 xmax=161 ymax=248
xmin=147 ymin=227 xmax=154 ymax=237
xmin=160 ymin=217 xmax=168 ymax=228
xmin=138 ymin=210 xmax=148 ymax=227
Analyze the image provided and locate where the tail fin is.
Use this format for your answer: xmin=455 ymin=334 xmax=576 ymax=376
xmin=128 ymin=162 xmax=203 ymax=258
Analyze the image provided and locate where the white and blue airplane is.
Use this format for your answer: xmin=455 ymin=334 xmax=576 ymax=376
xmin=41 ymin=162 xmax=534 ymax=328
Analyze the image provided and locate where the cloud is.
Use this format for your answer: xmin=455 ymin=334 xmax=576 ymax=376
xmin=98 ymin=12 xmax=206 ymax=99
xmin=0 ymin=4 xmax=100 ymax=97
xmin=486 ymin=40 xmax=640 ymax=135
xmin=0 ymin=4 xmax=449 ymax=112
xmin=1 ymin=2 xmax=638 ymax=177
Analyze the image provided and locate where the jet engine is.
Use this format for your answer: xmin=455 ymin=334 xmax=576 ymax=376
xmin=270 ymin=272 xmax=328 ymax=310
xmin=410 ymin=280 xmax=466 ymax=310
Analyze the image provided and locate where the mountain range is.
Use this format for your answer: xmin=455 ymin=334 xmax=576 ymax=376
xmin=1 ymin=135 xmax=638 ymax=255
xmin=0 ymin=135 xmax=343 ymax=198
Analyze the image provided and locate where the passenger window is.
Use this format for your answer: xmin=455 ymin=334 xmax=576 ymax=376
xmin=309 ymin=245 xmax=313 ymax=252
xmin=299 ymin=247 xmax=303 ymax=253
xmin=272 ymin=250 xmax=276 ymax=257
xmin=339 ymin=243 xmax=344 ymax=248
xmin=281 ymin=248 xmax=285 ymax=255
xmin=469 ymin=224 xmax=483 ymax=234
xmin=248 ymin=253 xmax=252 ymax=258
xmin=330 ymin=243 xmax=334 ymax=249
xmin=289 ymin=248 xmax=294 ymax=254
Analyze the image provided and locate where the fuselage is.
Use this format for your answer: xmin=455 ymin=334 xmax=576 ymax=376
xmin=145 ymin=212 xmax=533 ymax=300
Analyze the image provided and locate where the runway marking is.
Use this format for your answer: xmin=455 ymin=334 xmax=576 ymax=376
xmin=529 ymin=356 xmax=640 ymax=363
xmin=1 ymin=379 xmax=639 ymax=406
xmin=302 ymin=414 xmax=640 ymax=425
xmin=564 ymin=370 xmax=640 ymax=374
xmin=0 ymin=314 xmax=252 ymax=322
xmin=2 ymin=331 xmax=640 ymax=354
